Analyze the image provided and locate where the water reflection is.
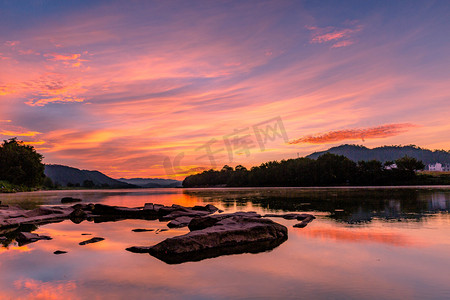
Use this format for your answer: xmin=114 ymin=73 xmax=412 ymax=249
xmin=0 ymin=187 xmax=449 ymax=299
xmin=184 ymin=188 xmax=450 ymax=223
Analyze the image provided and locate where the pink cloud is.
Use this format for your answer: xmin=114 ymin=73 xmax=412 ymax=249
xmin=306 ymin=22 xmax=362 ymax=48
xmin=25 ymin=96 xmax=85 ymax=107
xmin=331 ymin=40 xmax=355 ymax=48
xmin=289 ymin=123 xmax=417 ymax=144
xmin=4 ymin=40 xmax=20 ymax=47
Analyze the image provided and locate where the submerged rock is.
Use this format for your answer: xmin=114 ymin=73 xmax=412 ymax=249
xmin=132 ymin=228 xmax=154 ymax=232
xmin=264 ymin=213 xmax=315 ymax=221
xmin=79 ymin=237 xmax=105 ymax=245
xmin=293 ymin=214 xmax=316 ymax=228
xmin=126 ymin=246 xmax=152 ymax=253
xmin=61 ymin=197 xmax=82 ymax=204
xmin=131 ymin=212 xmax=287 ymax=264
xmin=16 ymin=232 xmax=52 ymax=246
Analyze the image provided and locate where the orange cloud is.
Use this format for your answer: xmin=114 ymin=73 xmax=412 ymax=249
xmin=22 ymin=140 xmax=46 ymax=146
xmin=289 ymin=123 xmax=416 ymax=144
xmin=45 ymin=53 xmax=81 ymax=61
xmin=0 ymin=130 xmax=41 ymax=137
xmin=44 ymin=52 xmax=87 ymax=68
xmin=0 ymin=85 xmax=16 ymax=95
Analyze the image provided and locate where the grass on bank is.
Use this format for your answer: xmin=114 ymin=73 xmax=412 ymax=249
xmin=0 ymin=180 xmax=38 ymax=193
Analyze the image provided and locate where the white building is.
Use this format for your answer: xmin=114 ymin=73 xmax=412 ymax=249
xmin=427 ymin=163 xmax=450 ymax=171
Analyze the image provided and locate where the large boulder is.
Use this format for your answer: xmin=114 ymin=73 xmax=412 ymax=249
xmin=128 ymin=212 xmax=287 ymax=264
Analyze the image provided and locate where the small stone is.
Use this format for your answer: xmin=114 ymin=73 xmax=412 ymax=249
xmin=61 ymin=197 xmax=82 ymax=204
xmin=54 ymin=250 xmax=67 ymax=255
xmin=125 ymin=246 xmax=151 ymax=253
xmin=79 ymin=237 xmax=105 ymax=245
xmin=132 ymin=229 xmax=154 ymax=232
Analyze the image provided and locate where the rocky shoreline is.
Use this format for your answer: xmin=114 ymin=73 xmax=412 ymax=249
xmin=0 ymin=201 xmax=315 ymax=264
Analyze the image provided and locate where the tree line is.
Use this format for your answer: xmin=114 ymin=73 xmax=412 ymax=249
xmin=182 ymin=153 xmax=427 ymax=187
xmin=0 ymin=138 xmax=49 ymax=191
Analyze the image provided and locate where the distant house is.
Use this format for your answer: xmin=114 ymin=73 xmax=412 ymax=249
xmin=384 ymin=163 xmax=397 ymax=170
xmin=427 ymin=163 xmax=450 ymax=171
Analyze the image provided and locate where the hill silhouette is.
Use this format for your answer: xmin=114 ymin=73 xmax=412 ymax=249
xmin=306 ymin=144 xmax=450 ymax=164
xmin=117 ymin=178 xmax=182 ymax=188
xmin=44 ymin=164 xmax=135 ymax=188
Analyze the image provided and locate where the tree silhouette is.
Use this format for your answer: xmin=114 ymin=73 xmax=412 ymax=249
xmin=0 ymin=138 xmax=45 ymax=187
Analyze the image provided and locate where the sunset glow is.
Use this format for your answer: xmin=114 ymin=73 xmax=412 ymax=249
xmin=1 ymin=1 xmax=449 ymax=179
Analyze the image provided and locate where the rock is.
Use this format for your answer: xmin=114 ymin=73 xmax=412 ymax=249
xmin=145 ymin=213 xmax=287 ymax=264
xmin=0 ymin=206 xmax=74 ymax=228
xmin=81 ymin=233 xmax=92 ymax=235
xmin=16 ymin=232 xmax=52 ymax=246
xmin=54 ymin=250 xmax=67 ymax=255
xmin=79 ymin=237 xmax=105 ymax=245
xmin=69 ymin=207 xmax=87 ymax=224
xmin=160 ymin=209 xmax=211 ymax=221
xmin=143 ymin=203 xmax=164 ymax=212
xmin=264 ymin=213 xmax=316 ymax=221
xmin=293 ymin=214 xmax=316 ymax=228
xmin=188 ymin=212 xmax=260 ymax=231
xmin=296 ymin=214 xmax=316 ymax=221
xmin=61 ymin=197 xmax=82 ymax=204
xmin=191 ymin=204 xmax=219 ymax=213
xmin=0 ymin=203 xmax=220 ymax=230
xmin=167 ymin=216 xmax=193 ymax=228
xmin=293 ymin=222 xmax=308 ymax=228
xmin=132 ymin=228 xmax=154 ymax=232
xmin=126 ymin=246 xmax=152 ymax=253
xmin=143 ymin=203 xmax=154 ymax=210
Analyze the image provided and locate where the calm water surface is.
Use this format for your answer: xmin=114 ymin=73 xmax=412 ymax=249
xmin=1 ymin=187 xmax=449 ymax=299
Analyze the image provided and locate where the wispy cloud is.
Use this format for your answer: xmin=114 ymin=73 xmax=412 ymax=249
xmin=331 ymin=40 xmax=354 ymax=48
xmin=4 ymin=40 xmax=20 ymax=47
xmin=44 ymin=52 xmax=87 ymax=67
xmin=289 ymin=123 xmax=416 ymax=144
xmin=306 ymin=22 xmax=362 ymax=48
xmin=23 ymin=75 xmax=86 ymax=106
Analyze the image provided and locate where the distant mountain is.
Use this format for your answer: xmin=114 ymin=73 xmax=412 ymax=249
xmin=44 ymin=164 xmax=135 ymax=188
xmin=117 ymin=178 xmax=182 ymax=188
xmin=306 ymin=144 xmax=450 ymax=164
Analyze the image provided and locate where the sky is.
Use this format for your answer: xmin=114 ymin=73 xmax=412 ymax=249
xmin=0 ymin=0 xmax=449 ymax=179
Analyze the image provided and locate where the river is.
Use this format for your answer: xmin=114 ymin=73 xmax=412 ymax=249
xmin=1 ymin=187 xmax=449 ymax=299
